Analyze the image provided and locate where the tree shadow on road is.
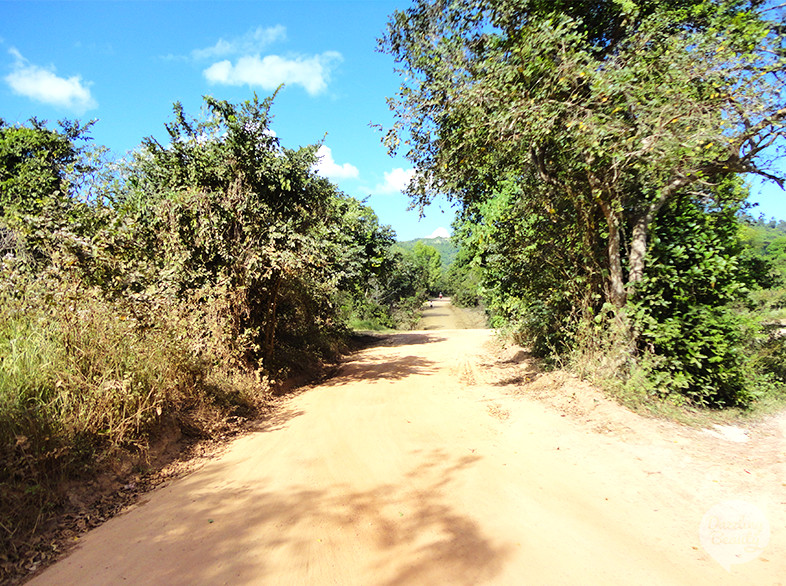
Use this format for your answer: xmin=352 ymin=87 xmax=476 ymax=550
xmin=374 ymin=332 xmax=448 ymax=347
xmin=249 ymin=404 xmax=305 ymax=434
xmin=70 ymin=447 xmax=512 ymax=585
xmin=324 ymin=354 xmax=438 ymax=383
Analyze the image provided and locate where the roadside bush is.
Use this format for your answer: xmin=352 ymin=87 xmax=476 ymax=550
xmin=0 ymin=263 xmax=271 ymax=566
xmin=629 ymin=304 xmax=755 ymax=407
xmin=444 ymin=246 xmax=483 ymax=308
xmin=454 ymin=179 xmax=604 ymax=357
xmin=735 ymin=290 xmax=786 ymax=385
xmin=345 ymin=294 xmax=395 ymax=331
xmin=751 ymin=328 xmax=786 ymax=383
xmin=390 ymin=295 xmax=425 ymax=329
xmin=628 ymin=194 xmax=773 ymax=408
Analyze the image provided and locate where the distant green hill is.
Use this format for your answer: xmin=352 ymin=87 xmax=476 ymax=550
xmin=394 ymin=237 xmax=458 ymax=268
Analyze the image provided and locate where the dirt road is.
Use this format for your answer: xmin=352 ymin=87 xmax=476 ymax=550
xmin=417 ymin=297 xmax=488 ymax=330
xmin=29 ymin=317 xmax=784 ymax=584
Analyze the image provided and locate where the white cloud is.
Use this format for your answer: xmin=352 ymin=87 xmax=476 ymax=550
xmin=192 ymin=25 xmax=286 ymax=60
xmin=203 ymin=51 xmax=341 ymax=95
xmin=372 ymin=167 xmax=415 ymax=194
xmin=313 ymin=145 xmax=359 ymax=180
xmin=428 ymin=227 xmax=451 ymax=238
xmin=4 ymin=48 xmax=96 ymax=113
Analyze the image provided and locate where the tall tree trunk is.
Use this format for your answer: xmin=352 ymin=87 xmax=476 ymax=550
xmin=627 ymin=177 xmax=686 ymax=290
xmin=627 ymin=213 xmax=650 ymax=287
xmin=263 ymin=273 xmax=283 ymax=365
xmin=599 ymin=201 xmax=626 ymax=308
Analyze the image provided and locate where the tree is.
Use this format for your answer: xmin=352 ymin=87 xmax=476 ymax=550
xmin=410 ymin=241 xmax=443 ymax=293
xmin=0 ymin=118 xmax=101 ymax=273
xmin=379 ymin=0 xmax=785 ymax=308
xmin=108 ymin=94 xmax=410 ymax=368
xmin=451 ymin=176 xmax=604 ymax=353
xmin=0 ymin=118 xmax=94 ymax=218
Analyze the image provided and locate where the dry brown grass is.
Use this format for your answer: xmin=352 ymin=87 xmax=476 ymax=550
xmin=0 ymin=273 xmax=271 ymax=583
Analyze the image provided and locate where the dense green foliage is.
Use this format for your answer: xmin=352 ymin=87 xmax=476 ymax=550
xmin=0 ymin=118 xmax=94 ymax=218
xmin=380 ymin=0 xmax=786 ymax=407
xmin=742 ymin=215 xmax=786 ymax=282
xmin=737 ymin=215 xmax=786 ymax=384
xmin=395 ymin=236 xmax=458 ymax=269
xmin=391 ymin=237 xmax=465 ymax=308
xmin=628 ymin=184 xmax=762 ymax=405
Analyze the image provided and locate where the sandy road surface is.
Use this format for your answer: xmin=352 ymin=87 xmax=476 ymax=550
xmin=418 ymin=297 xmax=488 ymax=330
xmin=30 ymin=308 xmax=785 ymax=584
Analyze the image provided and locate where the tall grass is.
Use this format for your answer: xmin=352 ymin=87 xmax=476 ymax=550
xmin=0 ymin=271 xmax=269 ymax=575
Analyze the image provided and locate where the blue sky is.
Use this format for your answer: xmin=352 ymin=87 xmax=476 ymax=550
xmin=1 ymin=1 xmax=784 ymax=243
